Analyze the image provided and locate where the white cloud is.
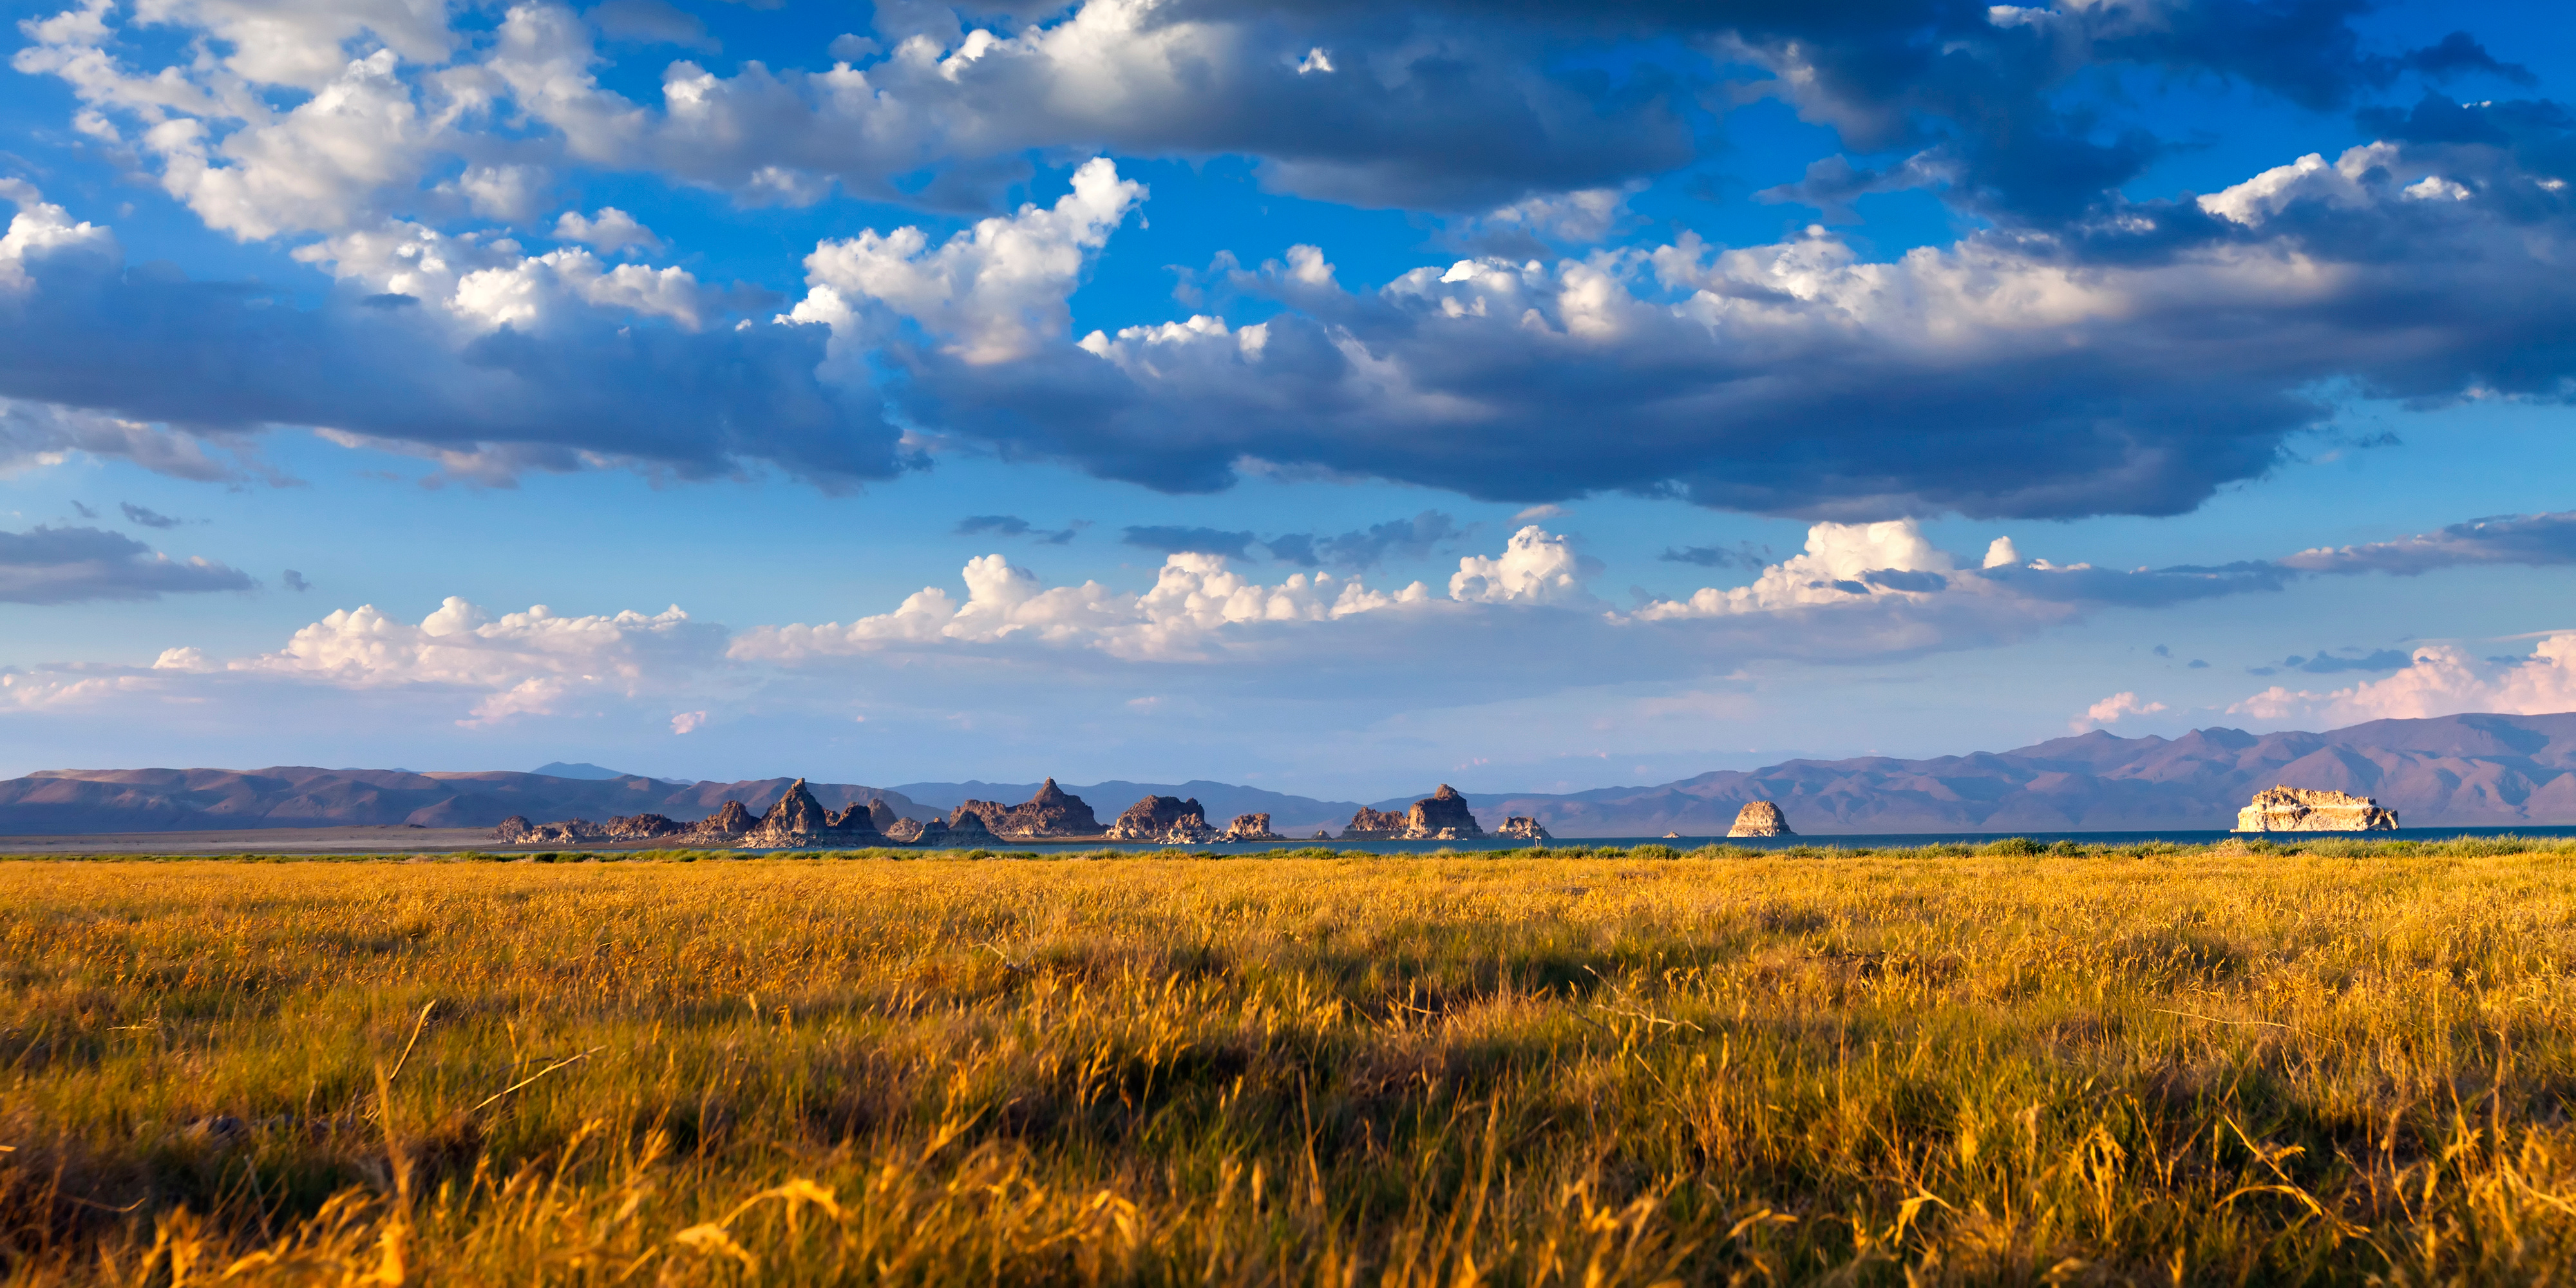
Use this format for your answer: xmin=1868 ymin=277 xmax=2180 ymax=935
xmin=1634 ymin=520 xmax=1956 ymax=618
xmin=671 ymin=709 xmax=706 ymax=734
xmin=1449 ymin=524 xmax=1591 ymax=605
xmin=236 ymin=596 xmax=722 ymax=725
xmin=554 ymin=206 xmax=660 ymax=252
xmin=0 ymin=181 xmax=112 ymax=294
xmin=2075 ymin=691 xmax=2167 ymax=730
xmin=788 ymin=157 xmax=1144 ymax=363
xmin=145 ymin=49 xmax=446 ymax=240
xmin=2231 ymin=635 xmax=2576 ymax=725
xmin=298 ymin=221 xmax=718 ymax=332
xmin=1459 ymin=183 xmax=1640 ymax=246
xmin=731 ymin=548 xmax=1429 ymax=663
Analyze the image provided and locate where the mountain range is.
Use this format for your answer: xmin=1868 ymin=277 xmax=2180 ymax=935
xmin=5 ymin=712 xmax=2575 ymax=837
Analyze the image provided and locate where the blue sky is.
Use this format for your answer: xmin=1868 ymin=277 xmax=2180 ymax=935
xmin=5 ymin=0 xmax=2576 ymax=798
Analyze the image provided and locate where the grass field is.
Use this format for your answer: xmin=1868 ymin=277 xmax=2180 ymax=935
xmin=5 ymin=839 xmax=2576 ymax=1284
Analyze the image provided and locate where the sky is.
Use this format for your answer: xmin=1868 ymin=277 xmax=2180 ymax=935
xmin=5 ymin=0 xmax=2576 ymax=799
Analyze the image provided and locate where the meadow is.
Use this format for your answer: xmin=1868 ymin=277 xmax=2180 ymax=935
xmin=4 ymin=838 xmax=2576 ymax=1284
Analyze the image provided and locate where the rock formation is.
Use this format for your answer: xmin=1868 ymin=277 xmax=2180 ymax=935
xmin=1496 ymin=816 xmax=1551 ymax=840
xmin=884 ymin=817 xmax=930 ymax=842
xmin=1341 ymin=806 xmax=1409 ymax=838
xmin=1108 ymin=795 xmax=1217 ymax=842
xmin=940 ymin=810 xmax=997 ymax=842
xmin=2235 ymin=786 xmax=2398 ymax=832
xmin=996 ymin=779 xmax=1102 ymax=837
xmin=737 ymin=779 xmax=883 ymax=848
xmin=1402 ymin=785 xmax=1485 ymax=840
xmin=867 ymin=799 xmax=902 ymax=831
xmin=696 ymin=800 xmax=757 ymax=839
xmin=940 ymin=781 xmax=1102 ymax=838
xmin=495 ymin=815 xmax=600 ymax=844
xmin=494 ymin=785 xmax=876 ymax=848
xmin=1219 ymin=813 xmax=1285 ymax=841
xmin=1727 ymin=801 xmax=1794 ymax=837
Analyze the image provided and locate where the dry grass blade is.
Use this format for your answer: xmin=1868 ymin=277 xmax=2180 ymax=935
xmin=386 ymin=999 xmax=437 ymax=1086
xmin=466 ymin=1046 xmax=604 ymax=1115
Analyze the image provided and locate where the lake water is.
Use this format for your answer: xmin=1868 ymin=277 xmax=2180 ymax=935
xmin=739 ymin=824 xmax=2576 ymax=856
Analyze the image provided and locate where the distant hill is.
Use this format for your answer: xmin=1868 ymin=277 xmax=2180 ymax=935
xmin=532 ymin=761 xmax=636 ymax=781
xmin=8 ymin=713 xmax=2576 ymax=836
xmin=1443 ymin=712 xmax=2576 ymax=835
xmin=0 ymin=768 xmax=942 ymax=835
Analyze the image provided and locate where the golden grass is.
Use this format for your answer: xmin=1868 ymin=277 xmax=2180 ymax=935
xmin=3 ymin=844 xmax=2576 ymax=1283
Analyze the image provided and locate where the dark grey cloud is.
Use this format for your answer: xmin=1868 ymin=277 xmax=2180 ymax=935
xmin=486 ymin=1 xmax=1696 ymax=214
xmin=0 ymin=227 xmax=905 ymax=490
xmin=1660 ymin=542 xmax=1768 ymax=569
xmin=120 ymin=502 xmax=180 ymax=529
xmin=587 ymin=0 xmax=717 ymax=50
xmin=68 ymin=500 xmax=95 ymax=519
xmin=883 ymin=119 xmax=2576 ymax=520
xmin=2274 ymin=649 xmax=2413 ymax=674
xmin=1980 ymin=561 xmax=2295 ymax=607
xmin=0 ymin=399 xmax=276 ymax=484
xmin=0 ymin=526 xmax=252 ymax=605
xmin=1122 ymin=526 xmax=1259 ymax=558
xmin=2280 ymin=511 xmax=2576 ymax=575
xmin=282 ymin=569 xmax=310 ymax=592
xmin=1714 ymin=3 xmax=2535 ymax=225
xmin=2152 ymin=644 xmax=2170 ymax=657
xmin=1262 ymin=511 xmax=1463 ymax=569
xmin=439 ymin=0 xmax=2511 ymax=220
xmin=2188 ymin=659 xmax=2210 ymax=669
xmin=956 ymin=515 xmax=1076 ymax=544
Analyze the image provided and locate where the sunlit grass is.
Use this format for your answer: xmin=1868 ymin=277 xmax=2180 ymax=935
xmin=4 ymin=840 xmax=2576 ymax=1283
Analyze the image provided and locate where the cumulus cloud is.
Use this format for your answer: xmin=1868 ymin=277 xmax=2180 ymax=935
xmin=19 ymin=0 xmax=2497 ymax=233
xmin=553 ymin=207 xmax=661 ymax=253
xmin=11 ymin=507 xmax=2567 ymax=735
xmin=871 ymin=128 xmax=2576 ymax=518
xmin=1449 ymin=524 xmax=1593 ymax=605
xmin=235 ymin=596 xmax=723 ymax=726
xmin=3 ymin=591 xmax=723 ymax=724
xmin=787 ymin=158 xmax=1144 ymax=364
xmin=12 ymin=3 xmax=2576 ymax=521
xmin=2233 ymin=636 xmax=2576 ymax=725
xmin=119 ymin=502 xmax=180 ymax=529
xmin=0 ymin=185 xmax=903 ymax=488
xmin=0 ymin=525 xmax=252 ymax=605
xmin=730 ymin=549 xmax=1430 ymax=664
xmin=731 ymin=518 xmax=2306 ymax=683
xmin=2075 ymin=691 xmax=2168 ymax=731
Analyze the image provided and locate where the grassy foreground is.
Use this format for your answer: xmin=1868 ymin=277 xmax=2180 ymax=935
xmin=5 ymin=842 xmax=2576 ymax=1284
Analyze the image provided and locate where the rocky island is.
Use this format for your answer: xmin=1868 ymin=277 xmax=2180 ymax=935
xmin=2234 ymin=786 xmax=2398 ymax=832
xmin=493 ymin=777 xmax=1532 ymax=849
xmin=1107 ymin=795 xmax=1218 ymax=842
xmin=1727 ymin=802 xmax=1794 ymax=837
xmin=1220 ymin=813 xmax=1287 ymax=841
